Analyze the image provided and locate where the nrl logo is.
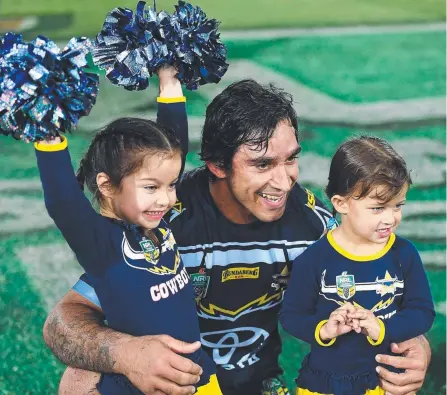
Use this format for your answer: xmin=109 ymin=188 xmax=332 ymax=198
xmin=139 ymin=238 xmax=160 ymax=264
xmin=336 ymin=271 xmax=355 ymax=300
xmin=191 ymin=268 xmax=210 ymax=299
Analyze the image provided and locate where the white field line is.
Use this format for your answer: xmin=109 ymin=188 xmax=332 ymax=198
xmin=15 ymin=243 xmax=82 ymax=312
xmin=197 ymin=61 xmax=446 ymax=125
xmin=221 ymin=23 xmax=445 ymax=40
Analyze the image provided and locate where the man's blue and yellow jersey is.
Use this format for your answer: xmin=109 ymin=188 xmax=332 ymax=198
xmin=35 ymin=100 xmax=221 ymax=395
xmin=169 ymin=168 xmax=335 ymax=394
xmin=280 ymin=231 xmax=435 ymax=395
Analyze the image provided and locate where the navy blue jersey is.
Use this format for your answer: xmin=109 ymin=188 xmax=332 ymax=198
xmin=35 ymin=103 xmax=221 ymax=394
xmin=169 ymin=168 xmax=336 ymax=392
xmin=280 ymin=231 xmax=435 ymax=395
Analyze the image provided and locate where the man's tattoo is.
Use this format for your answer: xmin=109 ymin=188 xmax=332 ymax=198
xmin=45 ymin=306 xmax=120 ymax=373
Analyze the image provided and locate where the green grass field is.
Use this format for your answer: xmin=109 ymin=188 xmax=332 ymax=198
xmin=0 ymin=1 xmax=445 ymax=394
xmin=1 ymin=0 xmax=446 ymax=39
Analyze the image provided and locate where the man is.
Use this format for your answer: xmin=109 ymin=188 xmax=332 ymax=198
xmin=44 ymin=76 xmax=431 ymax=395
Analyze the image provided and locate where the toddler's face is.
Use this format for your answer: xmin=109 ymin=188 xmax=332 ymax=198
xmin=343 ymin=185 xmax=408 ymax=245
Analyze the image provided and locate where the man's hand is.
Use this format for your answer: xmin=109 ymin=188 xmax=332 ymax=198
xmin=376 ymin=336 xmax=430 ymax=395
xmin=116 ymin=334 xmax=202 ymax=395
xmin=43 ymin=291 xmax=201 ymax=394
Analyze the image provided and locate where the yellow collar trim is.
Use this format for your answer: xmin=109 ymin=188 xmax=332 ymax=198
xmin=327 ymin=229 xmax=395 ymax=262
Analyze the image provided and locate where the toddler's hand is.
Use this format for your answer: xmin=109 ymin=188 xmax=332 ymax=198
xmin=348 ymin=307 xmax=381 ymax=340
xmin=320 ymin=302 xmax=357 ymax=341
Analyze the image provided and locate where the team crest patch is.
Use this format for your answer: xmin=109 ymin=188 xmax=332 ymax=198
xmin=191 ymin=268 xmax=210 ymax=299
xmin=376 ymin=270 xmax=398 ymax=296
xmin=336 ymin=271 xmax=355 ymax=300
xmin=158 ymin=228 xmax=176 ymax=251
xmin=139 ymin=238 xmax=160 ymax=264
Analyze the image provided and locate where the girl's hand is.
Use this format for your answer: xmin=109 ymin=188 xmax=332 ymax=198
xmin=157 ymin=65 xmax=183 ymax=98
xmin=35 ymin=136 xmax=62 ymax=145
xmin=320 ymin=302 xmax=356 ymax=341
xmin=349 ymin=307 xmax=381 ymax=340
xmin=157 ymin=64 xmax=177 ymax=81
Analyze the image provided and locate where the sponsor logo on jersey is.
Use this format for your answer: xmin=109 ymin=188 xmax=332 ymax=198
xmin=201 ymin=326 xmax=268 ymax=370
xmin=222 ymin=266 xmax=260 ymax=282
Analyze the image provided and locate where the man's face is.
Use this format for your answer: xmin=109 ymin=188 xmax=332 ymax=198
xmin=225 ymin=120 xmax=300 ymax=223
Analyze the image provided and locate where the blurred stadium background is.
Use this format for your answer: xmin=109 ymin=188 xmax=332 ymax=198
xmin=0 ymin=1 xmax=445 ymax=394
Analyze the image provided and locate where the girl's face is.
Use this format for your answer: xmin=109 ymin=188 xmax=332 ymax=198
xmin=336 ymin=184 xmax=408 ymax=245
xmin=110 ymin=152 xmax=182 ymax=229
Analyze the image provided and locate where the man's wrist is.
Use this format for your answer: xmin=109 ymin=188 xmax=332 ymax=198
xmin=109 ymin=333 xmax=135 ymax=375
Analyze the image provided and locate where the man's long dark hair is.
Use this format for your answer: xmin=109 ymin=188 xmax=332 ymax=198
xmin=200 ymin=79 xmax=298 ymax=178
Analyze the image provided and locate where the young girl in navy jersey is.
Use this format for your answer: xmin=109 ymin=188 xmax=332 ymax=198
xmin=35 ymin=68 xmax=221 ymax=395
xmin=280 ymin=136 xmax=435 ymax=395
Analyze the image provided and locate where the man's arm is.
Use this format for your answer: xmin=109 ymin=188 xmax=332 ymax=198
xmin=43 ymin=290 xmax=124 ymax=373
xmin=376 ymin=335 xmax=431 ymax=395
xmin=43 ymin=290 xmax=202 ymax=394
